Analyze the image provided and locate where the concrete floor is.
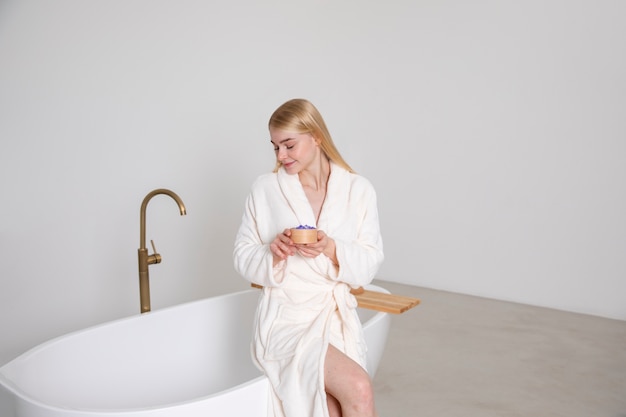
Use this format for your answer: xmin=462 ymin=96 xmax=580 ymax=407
xmin=372 ymin=281 xmax=626 ymax=417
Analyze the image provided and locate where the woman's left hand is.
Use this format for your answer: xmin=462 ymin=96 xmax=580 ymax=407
xmin=296 ymin=230 xmax=337 ymax=264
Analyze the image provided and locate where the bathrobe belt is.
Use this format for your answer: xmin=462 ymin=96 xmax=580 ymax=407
xmin=330 ymin=283 xmax=367 ymax=368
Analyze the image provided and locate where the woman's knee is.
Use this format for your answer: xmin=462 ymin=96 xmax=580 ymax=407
xmin=348 ymin=373 xmax=375 ymax=409
xmin=325 ymin=345 xmax=376 ymax=414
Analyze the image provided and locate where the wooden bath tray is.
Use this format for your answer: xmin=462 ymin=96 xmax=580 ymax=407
xmin=350 ymin=287 xmax=420 ymax=314
xmin=250 ymin=284 xmax=420 ymax=314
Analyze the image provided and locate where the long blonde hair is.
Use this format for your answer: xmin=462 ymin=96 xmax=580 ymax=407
xmin=269 ymin=99 xmax=354 ymax=173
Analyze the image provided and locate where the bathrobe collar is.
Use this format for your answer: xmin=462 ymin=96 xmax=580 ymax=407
xmin=276 ymin=161 xmax=350 ymax=232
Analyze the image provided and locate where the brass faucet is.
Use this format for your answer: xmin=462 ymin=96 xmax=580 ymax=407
xmin=138 ymin=188 xmax=186 ymax=313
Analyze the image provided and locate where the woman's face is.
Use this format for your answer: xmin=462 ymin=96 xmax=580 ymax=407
xmin=270 ymin=128 xmax=319 ymax=174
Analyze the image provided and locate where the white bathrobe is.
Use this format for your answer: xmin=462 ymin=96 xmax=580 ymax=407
xmin=233 ymin=163 xmax=384 ymax=417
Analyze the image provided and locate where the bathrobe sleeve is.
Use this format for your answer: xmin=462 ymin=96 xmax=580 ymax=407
xmin=319 ymin=170 xmax=384 ymax=289
xmin=233 ymin=173 xmax=292 ymax=288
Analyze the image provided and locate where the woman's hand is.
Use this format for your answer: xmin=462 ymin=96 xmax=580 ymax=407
xmin=296 ymin=230 xmax=338 ymax=265
xmin=270 ymin=229 xmax=297 ymax=264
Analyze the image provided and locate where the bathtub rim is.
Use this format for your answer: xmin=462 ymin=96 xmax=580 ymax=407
xmin=0 ymin=289 xmax=264 ymax=414
xmin=0 ymin=284 xmax=390 ymax=413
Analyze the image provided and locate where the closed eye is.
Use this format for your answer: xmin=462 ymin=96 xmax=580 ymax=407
xmin=272 ymin=138 xmax=296 ymax=151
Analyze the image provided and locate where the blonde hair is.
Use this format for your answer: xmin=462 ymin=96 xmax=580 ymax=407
xmin=269 ymin=98 xmax=354 ymax=173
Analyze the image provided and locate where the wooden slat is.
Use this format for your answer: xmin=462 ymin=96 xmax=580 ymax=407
xmin=354 ymin=289 xmax=420 ymax=314
xmin=250 ymin=284 xmax=419 ymax=314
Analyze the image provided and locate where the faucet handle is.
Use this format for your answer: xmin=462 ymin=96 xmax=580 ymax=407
xmin=148 ymin=240 xmax=162 ymax=265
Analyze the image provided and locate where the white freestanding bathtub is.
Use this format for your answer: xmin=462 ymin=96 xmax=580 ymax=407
xmin=0 ymin=285 xmax=391 ymax=417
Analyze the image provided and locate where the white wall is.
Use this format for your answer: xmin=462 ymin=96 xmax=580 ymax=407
xmin=1 ymin=0 xmax=624 ymax=365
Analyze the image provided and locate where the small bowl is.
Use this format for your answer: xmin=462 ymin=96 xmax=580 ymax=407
xmin=290 ymin=228 xmax=317 ymax=244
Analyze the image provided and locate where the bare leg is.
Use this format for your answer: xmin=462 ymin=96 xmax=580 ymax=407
xmin=327 ymin=392 xmax=342 ymax=417
xmin=324 ymin=344 xmax=378 ymax=417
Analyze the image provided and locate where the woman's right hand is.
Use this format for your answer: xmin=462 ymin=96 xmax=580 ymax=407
xmin=270 ymin=229 xmax=297 ymax=264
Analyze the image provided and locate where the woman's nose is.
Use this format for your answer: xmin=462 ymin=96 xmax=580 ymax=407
xmin=277 ymin=147 xmax=288 ymax=160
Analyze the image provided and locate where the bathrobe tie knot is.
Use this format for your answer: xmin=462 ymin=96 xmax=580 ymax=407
xmin=331 ymin=284 xmax=367 ymax=369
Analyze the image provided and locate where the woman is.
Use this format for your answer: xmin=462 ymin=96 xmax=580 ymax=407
xmin=233 ymin=98 xmax=384 ymax=417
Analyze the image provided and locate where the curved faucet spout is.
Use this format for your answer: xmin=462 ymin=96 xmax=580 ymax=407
xmin=138 ymin=188 xmax=186 ymax=313
xmin=139 ymin=189 xmax=186 ymax=250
